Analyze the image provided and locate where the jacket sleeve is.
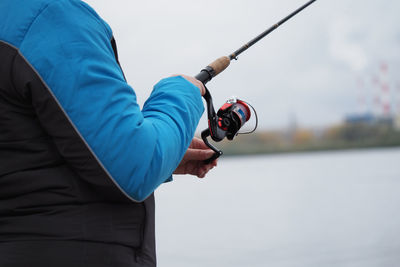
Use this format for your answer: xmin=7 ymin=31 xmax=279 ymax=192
xmin=18 ymin=0 xmax=204 ymax=202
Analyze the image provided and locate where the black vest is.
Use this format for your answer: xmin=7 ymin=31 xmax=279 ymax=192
xmin=0 ymin=39 xmax=156 ymax=266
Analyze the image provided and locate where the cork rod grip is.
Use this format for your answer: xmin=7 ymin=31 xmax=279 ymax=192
xmin=208 ymin=56 xmax=231 ymax=76
xmin=195 ymin=56 xmax=231 ymax=84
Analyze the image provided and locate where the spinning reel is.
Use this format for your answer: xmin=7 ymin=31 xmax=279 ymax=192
xmin=201 ymin=88 xmax=257 ymax=163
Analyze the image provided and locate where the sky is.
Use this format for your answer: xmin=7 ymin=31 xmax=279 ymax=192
xmin=84 ymin=0 xmax=400 ymax=130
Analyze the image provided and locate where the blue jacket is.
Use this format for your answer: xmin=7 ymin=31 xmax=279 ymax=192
xmin=0 ymin=0 xmax=203 ymax=265
xmin=0 ymin=0 xmax=204 ymax=202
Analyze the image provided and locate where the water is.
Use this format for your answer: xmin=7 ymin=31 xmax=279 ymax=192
xmin=155 ymin=148 xmax=400 ymax=267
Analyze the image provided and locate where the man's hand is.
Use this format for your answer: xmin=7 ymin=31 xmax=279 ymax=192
xmin=172 ymin=74 xmax=206 ymax=96
xmin=174 ymin=137 xmax=218 ymax=178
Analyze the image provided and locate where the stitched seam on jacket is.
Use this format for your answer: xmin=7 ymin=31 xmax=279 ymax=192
xmin=19 ymin=2 xmax=52 ymax=46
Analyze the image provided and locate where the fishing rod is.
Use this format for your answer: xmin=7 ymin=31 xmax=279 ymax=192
xmin=196 ymin=0 xmax=318 ymax=163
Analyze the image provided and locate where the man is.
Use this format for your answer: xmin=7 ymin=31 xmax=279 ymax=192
xmin=0 ymin=0 xmax=217 ymax=266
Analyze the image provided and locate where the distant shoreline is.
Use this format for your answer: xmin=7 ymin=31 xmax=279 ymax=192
xmin=207 ymin=122 xmax=400 ymax=157
xmin=220 ymin=143 xmax=400 ymax=157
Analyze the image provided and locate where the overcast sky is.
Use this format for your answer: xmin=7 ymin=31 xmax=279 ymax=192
xmin=84 ymin=0 xmax=400 ymax=130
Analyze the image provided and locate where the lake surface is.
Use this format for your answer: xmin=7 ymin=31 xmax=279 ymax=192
xmin=155 ymin=148 xmax=400 ymax=267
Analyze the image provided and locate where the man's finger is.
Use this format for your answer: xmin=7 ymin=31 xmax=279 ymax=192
xmin=183 ymin=148 xmax=215 ymax=161
xmin=189 ymin=137 xmax=210 ymax=150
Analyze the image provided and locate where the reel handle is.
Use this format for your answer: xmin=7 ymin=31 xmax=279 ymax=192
xmin=201 ymin=129 xmax=223 ymax=164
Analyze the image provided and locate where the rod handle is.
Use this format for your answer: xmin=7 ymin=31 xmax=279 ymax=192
xmin=195 ymin=56 xmax=231 ymax=85
xmin=209 ymin=56 xmax=231 ymax=76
